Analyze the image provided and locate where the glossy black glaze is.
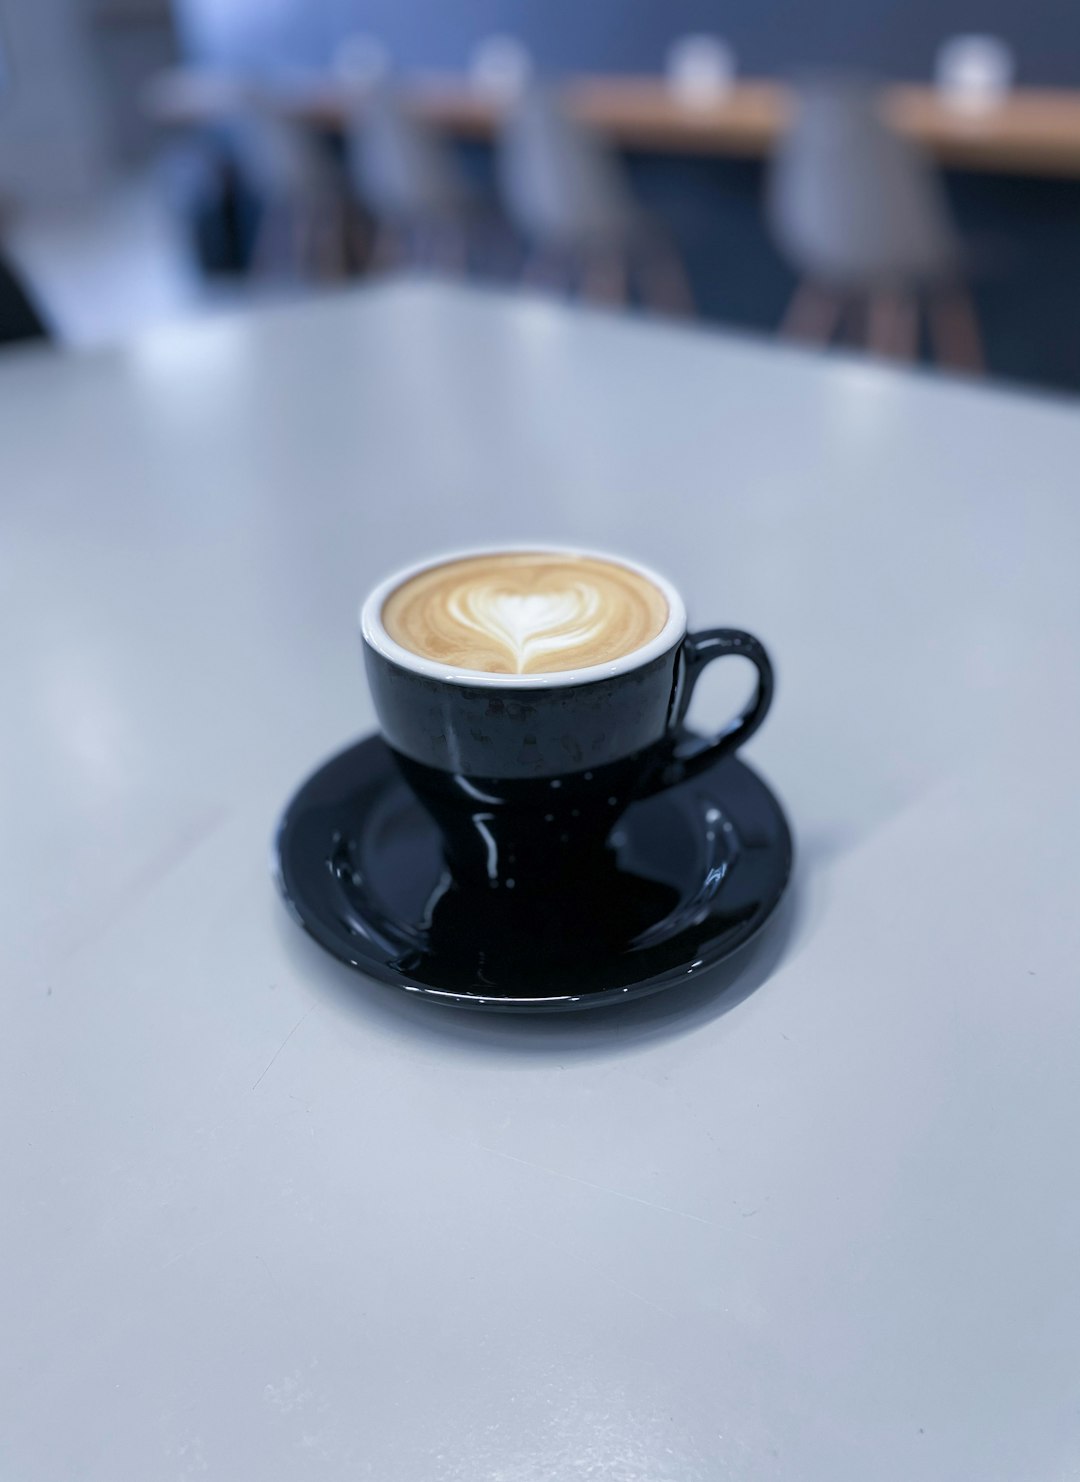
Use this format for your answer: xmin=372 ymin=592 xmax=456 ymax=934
xmin=363 ymin=627 xmax=773 ymax=887
xmin=362 ymin=628 xmax=772 ymax=782
xmin=363 ymin=641 xmax=681 ymax=779
xmin=274 ymin=733 xmax=793 ymax=1011
xmin=391 ymin=744 xmax=665 ymax=890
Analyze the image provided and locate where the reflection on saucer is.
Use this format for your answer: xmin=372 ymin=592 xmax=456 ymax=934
xmin=275 ymin=734 xmax=792 ymax=1011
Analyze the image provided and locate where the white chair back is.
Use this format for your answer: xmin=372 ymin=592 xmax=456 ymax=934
xmin=497 ymin=86 xmax=637 ymax=249
xmin=226 ymin=100 xmax=338 ymax=205
xmin=348 ymin=84 xmax=467 ymax=223
xmin=768 ymin=78 xmax=959 ymax=288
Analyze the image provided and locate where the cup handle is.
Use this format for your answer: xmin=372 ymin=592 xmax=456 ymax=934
xmin=658 ymin=629 xmax=774 ymax=788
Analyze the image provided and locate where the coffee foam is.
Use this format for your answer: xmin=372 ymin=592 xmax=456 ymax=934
xmin=380 ymin=552 xmax=669 ymax=675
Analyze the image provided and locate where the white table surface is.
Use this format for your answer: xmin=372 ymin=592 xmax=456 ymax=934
xmin=2 ymin=281 xmax=1079 ymax=1481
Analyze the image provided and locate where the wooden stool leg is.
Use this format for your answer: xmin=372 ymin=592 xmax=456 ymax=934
xmin=928 ymin=287 xmax=985 ymax=374
xmin=639 ymin=244 xmax=695 ymax=316
xmin=408 ymin=222 xmax=432 ymax=268
xmin=522 ymin=247 xmax=548 ymax=286
xmin=290 ymin=211 xmax=315 ymax=278
xmin=892 ymin=295 xmax=919 ymax=360
xmin=474 ymin=221 xmax=518 ymax=281
xmin=781 ymin=281 xmax=843 ymax=345
xmin=867 ymin=294 xmax=894 ymax=355
xmin=370 ymin=224 xmax=401 ymax=272
xmin=434 ymin=220 xmax=468 ymax=276
xmin=581 ymin=247 xmax=629 ymax=305
xmin=839 ymin=294 xmax=866 ymax=348
xmin=868 ymin=292 xmax=918 ymax=360
xmin=314 ymin=207 xmax=347 ymax=280
xmin=348 ymin=210 xmax=374 ymax=275
xmin=253 ymin=202 xmax=288 ymax=277
xmin=523 ymin=247 xmax=569 ymax=293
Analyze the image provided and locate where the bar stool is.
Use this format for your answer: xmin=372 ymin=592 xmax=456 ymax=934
xmin=497 ymin=86 xmax=693 ymax=313
xmin=767 ymin=78 xmax=983 ymax=370
xmin=225 ymin=98 xmax=348 ymax=280
xmin=345 ymin=83 xmax=476 ymax=273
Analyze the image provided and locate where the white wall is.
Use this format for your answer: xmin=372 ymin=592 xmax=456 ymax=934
xmin=0 ymin=0 xmax=114 ymax=205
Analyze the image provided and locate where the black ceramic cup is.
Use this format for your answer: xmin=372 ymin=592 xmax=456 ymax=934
xmin=360 ymin=547 xmax=773 ymax=894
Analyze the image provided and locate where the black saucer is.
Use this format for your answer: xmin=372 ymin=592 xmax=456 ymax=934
xmin=273 ymin=735 xmax=793 ymax=1012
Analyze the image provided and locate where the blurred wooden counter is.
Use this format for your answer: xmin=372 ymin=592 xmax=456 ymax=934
xmin=145 ymin=70 xmax=1080 ymax=179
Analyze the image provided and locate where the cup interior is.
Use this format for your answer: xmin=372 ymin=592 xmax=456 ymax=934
xmin=360 ymin=544 xmax=687 ymax=688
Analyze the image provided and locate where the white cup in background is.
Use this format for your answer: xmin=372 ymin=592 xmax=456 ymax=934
xmin=665 ymin=35 xmax=736 ymax=108
xmin=469 ymin=36 xmax=533 ymax=101
xmin=935 ymin=35 xmax=1015 ymax=114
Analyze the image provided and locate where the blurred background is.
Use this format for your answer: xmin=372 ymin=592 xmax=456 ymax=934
xmin=2 ymin=0 xmax=1079 ymax=389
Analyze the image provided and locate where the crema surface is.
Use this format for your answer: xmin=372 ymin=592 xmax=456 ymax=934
xmin=381 ymin=552 xmax=669 ymax=675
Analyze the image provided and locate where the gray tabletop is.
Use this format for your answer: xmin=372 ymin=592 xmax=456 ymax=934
xmin=2 ymin=281 xmax=1079 ymax=1481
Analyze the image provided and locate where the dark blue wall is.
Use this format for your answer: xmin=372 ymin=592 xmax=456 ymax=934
xmin=179 ymin=0 xmax=1080 ymax=86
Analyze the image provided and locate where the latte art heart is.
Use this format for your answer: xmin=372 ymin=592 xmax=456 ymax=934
xmin=381 ymin=552 xmax=669 ymax=675
xmin=450 ymin=583 xmax=604 ymax=671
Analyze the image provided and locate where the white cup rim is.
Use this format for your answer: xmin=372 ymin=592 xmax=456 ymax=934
xmin=360 ymin=544 xmax=688 ymax=688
